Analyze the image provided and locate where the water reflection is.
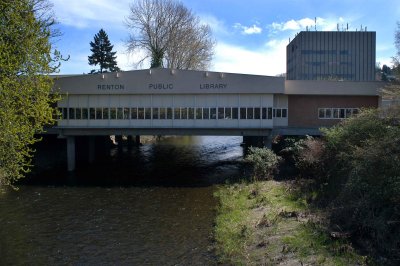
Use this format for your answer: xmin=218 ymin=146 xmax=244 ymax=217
xmin=0 ymin=136 xmax=245 ymax=265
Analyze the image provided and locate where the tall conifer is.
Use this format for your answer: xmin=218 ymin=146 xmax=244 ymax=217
xmin=88 ymin=29 xmax=120 ymax=73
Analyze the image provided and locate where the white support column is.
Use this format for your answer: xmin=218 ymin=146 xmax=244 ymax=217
xmin=67 ymin=136 xmax=76 ymax=171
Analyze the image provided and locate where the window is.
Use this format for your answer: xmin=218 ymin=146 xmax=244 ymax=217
xmin=174 ymin=107 xmax=180 ymax=119
xmin=103 ymin=108 xmax=109 ymax=119
xmin=96 ymin=108 xmax=102 ymax=119
xmin=110 ymin=108 xmax=116 ymax=119
xmin=225 ymin=108 xmax=231 ymax=119
xmin=159 ymin=108 xmax=166 ymax=119
xmin=218 ymin=108 xmax=224 ymax=119
xmin=203 ymin=108 xmax=209 ymax=119
xmin=247 ymin=108 xmax=254 ymax=119
xmin=62 ymin=108 xmax=68 ymax=119
xmin=276 ymin=109 xmax=282 ymax=118
xmin=268 ymin=108 xmax=272 ymax=119
xmin=210 ymin=108 xmax=217 ymax=119
xmin=117 ymin=108 xmax=123 ymax=119
xmin=123 ymin=108 xmax=130 ymax=119
xmin=254 ymin=108 xmax=260 ymax=119
xmin=152 ymin=107 xmax=159 ymax=119
xmin=75 ymin=108 xmax=82 ymax=119
xmin=188 ymin=108 xmax=195 ymax=119
xmin=318 ymin=108 xmax=359 ymax=119
xmin=82 ymin=108 xmax=88 ymax=119
xmin=167 ymin=108 xmax=173 ymax=119
xmin=282 ymin=109 xmax=287 ymax=118
xmin=131 ymin=108 xmax=137 ymax=119
xmin=240 ymin=108 xmax=246 ymax=119
xmin=138 ymin=108 xmax=144 ymax=119
xmin=232 ymin=108 xmax=238 ymax=119
xmin=181 ymin=107 xmax=188 ymax=119
xmin=196 ymin=108 xmax=202 ymax=119
xmin=69 ymin=108 xmax=75 ymax=119
xmin=145 ymin=108 xmax=151 ymax=119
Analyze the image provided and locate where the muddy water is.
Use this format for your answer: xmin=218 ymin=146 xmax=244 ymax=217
xmin=0 ymin=136 xmax=245 ymax=265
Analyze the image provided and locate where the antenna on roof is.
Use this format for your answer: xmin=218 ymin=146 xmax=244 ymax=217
xmin=347 ymin=23 xmax=349 ymax=31
xmin=314 ymin=17 xmax=317 ymax=31
xmin=306 ymin=26 xmax=308 ymax=31
xmin=337 ymin=23 xmax=339 ymax=31
xmin=365 ymin=26 xmax=367 ymax=31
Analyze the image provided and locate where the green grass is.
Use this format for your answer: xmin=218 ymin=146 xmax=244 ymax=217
xmin=214 ymin=180 xmax=367 ymax=265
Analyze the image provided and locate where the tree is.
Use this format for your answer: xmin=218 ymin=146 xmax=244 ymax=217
xmin=0 ymin=0 xmax=62 ymax=187
xmin=125 ymin=0 xmax=215 ymax=70
xmin=245 ymin=147 xmax=280 ymax=181
xmin=88 ymin=29 xmax=120 ymax=73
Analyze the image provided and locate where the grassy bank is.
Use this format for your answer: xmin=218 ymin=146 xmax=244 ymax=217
xmin=214 ymin=180 xmax=367 ymax=265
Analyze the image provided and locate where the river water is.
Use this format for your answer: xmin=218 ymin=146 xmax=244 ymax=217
xmin=0 ymin=136 xmax=245 ymax=265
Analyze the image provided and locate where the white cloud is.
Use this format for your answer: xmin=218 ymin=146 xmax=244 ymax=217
xmin=52 ymin=0 xmax=131 ymax=29
xmin=211 ymin=39 xmax=287 ymax=76
xmin=200 ymin=14 xmax=230 ymax=36
xmin=234 ymin=23 xmax=263 ymax=35
xmin=268 ymin=17 xmax=357 ymax=33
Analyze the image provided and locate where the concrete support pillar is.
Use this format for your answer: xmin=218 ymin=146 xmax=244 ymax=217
xmin=67 ymin=136 xmax=76 ymax=172
xmin=88 ymin=136 xmax=95 ymax=163
xmin=135 ymin=135 xmax=141 ymax=146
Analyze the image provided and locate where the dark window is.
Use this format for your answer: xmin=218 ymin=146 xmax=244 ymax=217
xmin=131 ymin=108 xmax=137 ymax=119
xmin=247 ymin=108 xmax=254 ymax=119
xmin=117 ymin=108 xmax=123 ymax=119
xmin=339 ymin=109 xmax=345 ymax=118
xmin=232 ymin=108 xmax=238 ymax=119
xmin=218 ymin=108 xmax=224 ymax=119
xmin=262 ymin=108 xmax=267 ymax=119
xmin=75 ymin=108 xmax=81 ymax=119
xmin=282 ymin=109 xmax=287 ymax=118
xmin=62 ymin=108 xmax=68 ymax=119
xmin=181 ymin=107 xmax=188 ymax=119
xmin=268 ymin=108 xmax=272 ymax=119
xmin=276 ymin=109 xmax=282 ymax=118
xmin=333 ymin=108 xmax=339 ymax=118
xmin=174 ymin=107 xmax=180 ymax=119
xmin=240 ymin=108 xmax=246 ymax=119
xmin=325 ymin=108 xmax=332 ymax=118
xmin=96 ymin=108 xmax=102 ymax=119
xmin=203 ymin=108 xmax=209 ymax=119
xmin=138 ymin=108 xmax=144 ymax=119
xmin=225 ymin=107 xmax=231 ymax=119
xmin=82 ymin=108 xmax=88 ymax=119
xmin=152 ymin=107 xmax=159 ymax=119
xmin=110 ymin=108 xmax=116 ymax=119
xmin=124 ymin=108 xmax=130 ymax=119
xmin=254 ymin=108 xmax=260 ymax=119
xmin=210 ymin=108 xmax=217 ymax=119
xmin=167 ymin=108 xmax=173 ymax=119
xmin=188 ymin=108 xmax=195 ymax=119
xmin=159 ymin=108 xmax=166 ymax=119
xmin=145 ymin=108 xmax=151 ymax=119
xmin=318 ymin=109 xmax=325 ymax=119
xmin=196 ymin=108 xmax=202 ymax=119
xmin=103 ymin=108 xmax=109 ymax=119
xmin=69 ymin=108 xmax=75 ymax=119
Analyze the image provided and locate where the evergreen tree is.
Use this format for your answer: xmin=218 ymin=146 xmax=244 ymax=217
xmin=88 ymin=29 xmax=120 ymax=73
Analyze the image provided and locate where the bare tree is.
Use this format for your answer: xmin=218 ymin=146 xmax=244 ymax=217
xmin=125 ymin=0 xmax=215 ymax=70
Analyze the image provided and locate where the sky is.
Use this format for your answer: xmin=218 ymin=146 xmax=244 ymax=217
xmin=51 ymin=0 xmax=400 ymax=76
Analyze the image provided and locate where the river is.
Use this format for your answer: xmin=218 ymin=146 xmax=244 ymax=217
xmin=0 ymin=136 xmax=245 ymax=265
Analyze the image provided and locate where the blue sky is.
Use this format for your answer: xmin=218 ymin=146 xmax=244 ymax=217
xmin=51 ymin=0 xmax=400 ymax=75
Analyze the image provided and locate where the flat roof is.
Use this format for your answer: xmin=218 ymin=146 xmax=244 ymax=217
xmin=54 ymin=68 xmax=285 ymax=95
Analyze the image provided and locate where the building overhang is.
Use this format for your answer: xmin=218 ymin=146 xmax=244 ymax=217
xmin=285 ymin=80 xmax=384 ymax=96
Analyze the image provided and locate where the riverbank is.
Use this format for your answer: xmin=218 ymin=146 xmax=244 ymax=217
xmin=214 ymin=180 xmax=367 ymax=265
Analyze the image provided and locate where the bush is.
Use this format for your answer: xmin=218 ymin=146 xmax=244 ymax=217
xmin=304 ymin=108 xmax=400 ymax=262
xmin=245 ymin=147 xmax=280 ymax=181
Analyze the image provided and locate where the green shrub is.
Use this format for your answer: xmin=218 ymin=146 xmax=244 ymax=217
xmin=245 ymin=147 xmax=280 ymax=181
